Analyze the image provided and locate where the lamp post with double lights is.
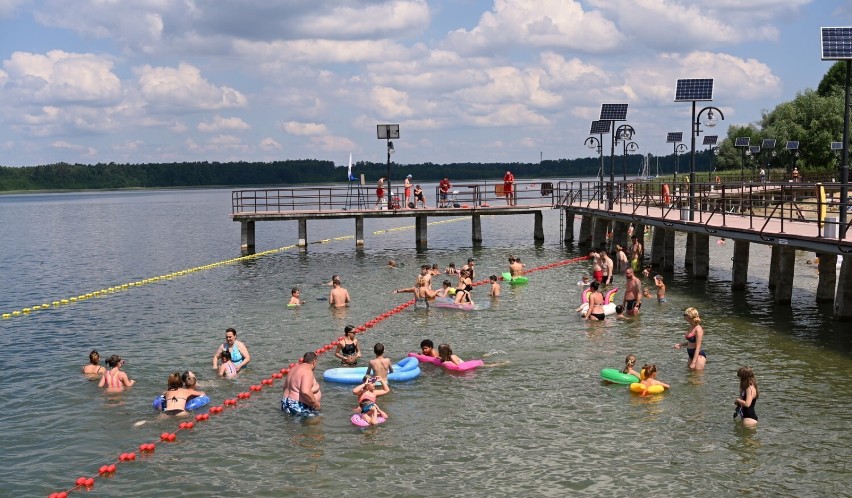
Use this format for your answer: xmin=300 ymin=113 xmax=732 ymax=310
xmin=624 ymin=141 xmax=639 ymax=181
xmin=585 ymin=136 xmax=603 ymax=201
xmin=761 ymin=139 xmax=776 ymax=180
xmin=690 ymin=106 xmax=724 ymax=219
xmin=377 ymin=124 xmax=400 ymax=210
xmin=598 ymin=104 xmax=628 ymax=210
xmin=675 ymin=144 xmax=688 ymax=184
xmin=614 ymin=124 xmax=636 ymax=183
xmin=749 ymin=145 xmax=761 ymax=180
xmin=587 ymin=120 xmax=610 ymax=202
xmin=820 ymin=26 xmax=851 ymax=239
xmin=703 ymin=135 xmax=718 ymax=182
xmin=666 ymin=132 xmax=684 ymax=183
xmin=785 ymin=141 xmax=799 ymax=177
xmin=675 ymin=78 xmax=722 ymax=220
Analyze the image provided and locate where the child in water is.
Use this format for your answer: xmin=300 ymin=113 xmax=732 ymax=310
xmin=420 ymin=339 xmax=439 ymax=358
xmin=621 ymin=354 xmax=640 ymax=377
xmin=217 ymin=350 xmax=238 ymax=378
xmin=82 ymin=350 xmax=105 ymax=377
xmin=366 ymin=343 xmax=394 ymax=391
xmin=639 ymin=364 xmax=670 ymax=390
xmin=438 ymin=343 xmax=463 ymax=365
xmin=734 ymin=366 xmax=758 ymax=427
xmin=489 ymin=275 xmax=501 ymax=297
xmin=354 ymin=376 xmax=389 ymax=425
xmin=288 ymin=288 xmax=305 ymax=306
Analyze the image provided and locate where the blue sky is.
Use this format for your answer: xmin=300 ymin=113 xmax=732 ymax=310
xmin=0 ymin=0 xmax=850 ymax=168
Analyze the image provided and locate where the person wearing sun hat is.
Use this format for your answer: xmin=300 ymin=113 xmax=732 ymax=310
xmin=404 ymin=174 xmax=413 ymax=207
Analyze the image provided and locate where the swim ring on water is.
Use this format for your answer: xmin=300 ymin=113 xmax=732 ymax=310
xmin=600 ymin=368 xmax=639 ymax=384
xmin=431 ymin=297 xmax=491 ymax=311
xmin=323 ymin=356 xmax=421 ymax=384
xmin=152 ymin=395 xmax=211 ymax=412
xmin=501 ymin=272 xmax=529 ymax=284
xmin=351 ymin=413 xmax=386 ymax=427
xmin=581 ymin=287 xmax=619 ymax=304
xmin=629 ymin=383 xmax=665 ymax=395
xmin=407 ymin=352 xmax=484 ymax=371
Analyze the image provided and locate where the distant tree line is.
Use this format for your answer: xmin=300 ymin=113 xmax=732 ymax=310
xmin=0 ymin=154 xmax=722 ymax=192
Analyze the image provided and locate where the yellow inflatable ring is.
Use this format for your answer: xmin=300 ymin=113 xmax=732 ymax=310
xmin=630 ymin=382 xmax=664 ymax=395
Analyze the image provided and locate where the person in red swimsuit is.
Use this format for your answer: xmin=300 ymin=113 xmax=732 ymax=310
xmin=503 ymin=171 xmax=515 ymax=206
xmin=375 ymin=177 xmax=385 ymax=209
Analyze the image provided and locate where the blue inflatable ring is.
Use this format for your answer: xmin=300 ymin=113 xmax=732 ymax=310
xmin=152 ymin=394 xmax=211 ymax=411
xmin=323 ymin=356 xmax=421 ymax=384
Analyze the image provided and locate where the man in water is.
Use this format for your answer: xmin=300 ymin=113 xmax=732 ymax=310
xmin=509 ymin=256 xmax=525 ymax=277
xmin=622 ymin=268 xmax=642 ymax=315
xmin=329 ymin=278 xmax=350 ymax=307
xmin=281 ymin=352 xmax=321 ymax=415
xmin=630 ymin=235 xmax=644 ymax=270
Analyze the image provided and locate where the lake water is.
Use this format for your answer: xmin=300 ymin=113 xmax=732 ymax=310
xmin=1 ymin=188 xmax=850 ymax=497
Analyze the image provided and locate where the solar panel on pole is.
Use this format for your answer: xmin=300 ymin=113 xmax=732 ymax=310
xmin=674 ymin=78 xmax=714 ymax=102
xmin=762 ymin=139 xmax=776 ymax=149
xmin=666 ymin=132 xmax=683 ymax=143
xmin=750 ymin=145 xmax=761 ymax=155
xmin=821 ymin=27 xmax=852 ymax=60
xmin=832 ymin=142 xmax=844 ymax=150
xmin=785 ymin=141 xmax=799 ymax=150
xmin=735 ymin=137 xmax=750 ymax=148
xmin=589 ymin=120 xmax=611 ymax=134
xmin=599 ymin=104 xmax=628 ymax=121
xmin=703 ymin=135 xmax=718 ymax=146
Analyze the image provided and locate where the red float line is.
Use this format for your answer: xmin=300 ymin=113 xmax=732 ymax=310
xmin=50 ymin=257 xmax=587 ymax=496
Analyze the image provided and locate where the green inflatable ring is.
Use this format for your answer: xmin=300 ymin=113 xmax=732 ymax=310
xmin=600 ymin=368 xmax=639 ymax=385
xmin=502 ymin=272 xmax=529 ymax=285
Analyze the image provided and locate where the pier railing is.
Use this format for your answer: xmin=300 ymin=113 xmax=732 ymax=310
xmin=555 ymin=179 xmax=851 ymax=243
xmin=232 ymin=180 xmax=561 ymax=214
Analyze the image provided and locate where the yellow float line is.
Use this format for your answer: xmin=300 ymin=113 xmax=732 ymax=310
xmin=2 ymin=216 xmax=469 ymax=320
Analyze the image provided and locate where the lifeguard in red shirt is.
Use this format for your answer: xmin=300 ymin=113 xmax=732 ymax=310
xmin=439 ymin=177 xmax=451 ymax=207
xmin=503 ymin=171 xmax=515 ymax=206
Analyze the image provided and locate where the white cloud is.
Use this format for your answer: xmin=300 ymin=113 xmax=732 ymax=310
xmin=260 ymin=137 xmax=282 ymax=150
xmin=135 ymin=63 xmax=247 ymax=111
xmin=0 ymin=0 xmax=27 ymax=19
xmin=198 ymin=115 xmax=250 ymax=133
xmin=445 ymin=0 xmax=624 ymax=55
xmin=308 ymin=135 xmax=358 ymax=153
xmin=3 ymin=50 xmax=122 ymax=104
xmin=51 ymin=140 xmax=97 ymax=157
xmin=281 ymin=121 xmax=329 ymax=136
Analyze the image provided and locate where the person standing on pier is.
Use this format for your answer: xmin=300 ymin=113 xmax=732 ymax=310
xmin=439 ymin=177 xmax=451 ymax=207
xmin=503 ymin=170 xmax=516 ymax=206
xmin=375 ymin=177 xmax=385 ymax=209
xmin=404 ymin=174 xmax=413 ymax=207
xmin=329 ymin=278 xmax=351 ymax=307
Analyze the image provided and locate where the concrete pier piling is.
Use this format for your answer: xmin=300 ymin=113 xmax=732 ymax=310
xmin=816 ymin=254 xmax=837 ymax=303
xmin=578 ymin=215 xmax=592 ymax=247
xmin=563 ymin=212 xmax=575 ymax=243
xmin=692 ymin=233 xmax=710 ymax=279
xmin=731 ymin=240 xmax=750 ymax=290
xmin=240 ymin=220 xmax=255 ymax=255
xmin=773 ymin=246 xmax=796 ymax=305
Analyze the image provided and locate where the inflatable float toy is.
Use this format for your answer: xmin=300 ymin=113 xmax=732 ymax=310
xmin=351 ymin=413 xmax=386 ymax=427
xmin=430 ymin=297 xmax=491 ymax=311
xmin=501 ymin=272 xmax=529 ymax=285
xmin=581 ymin=287 xmax=618 ymax=304
xmin=577 ymin=302 xmax=617 ymax=317
xmin=152 ymin=395 xmax=211 ymax=412
xmin=600 ymin=368 xmax=639 ymax=384
xmin=408 ymin=352 xmax=484 ymax=371
xmin=629 ymin=383 xmax=665 ymax=395
xmin=323 ymin=356 xmax=421 ymax=384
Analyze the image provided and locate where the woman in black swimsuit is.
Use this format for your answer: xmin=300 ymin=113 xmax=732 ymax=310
xmin=334 ymin=325 xmax=361 ymax=365
xmin=584 ymin=281 xmax=606 ymax=320
xmin=734 ymin=366 xmax=758 ymax=427
xmin=163 ymin=372 xmax=205 ymax=416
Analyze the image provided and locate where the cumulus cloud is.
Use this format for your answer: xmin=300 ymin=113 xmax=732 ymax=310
xmin=445 ymin=0 xmax=623 ymax=55
xmin=0 ymin=0 xmax=27 ymax=18
xmin=2 ymin=50 xmax=122 ymax=105
xmin=51 ymin=140 xmax=97 ymax=157
xmin=281 ymin=121 xmax=329 ymax=136
xmin=260 ymin=137 xmax=282 ymax=150
xmin=308 ymin=135 xmax=358 ymax=153
xmin=134 ymin=63 xmax=247 ymax=111
xmin=198 ymin=115 xmax=250 ymax=133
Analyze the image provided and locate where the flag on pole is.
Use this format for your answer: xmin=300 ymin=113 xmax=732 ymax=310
xmin=347 ymin=153 xmax=355 ymax=181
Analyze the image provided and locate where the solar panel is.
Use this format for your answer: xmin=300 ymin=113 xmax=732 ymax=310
xmin=785 ymin=141 xmax=799 ymax=150
xmin=589 ymin=120 xmax=611 ymax=134
xmin=600 ymin=103 xmax=628 ymax=121
xmin=831 ymin=142 xmax=844 ymax=150
xmin=735 ymin=137 xmax=750 ymax=147
xmin=749 ymin=145 xmax=761 ymax=154
xmin=762 ymin=139 xmax=776 ymax=149
xmin=703 ymin=135 xmax=718 ymax=146
xmin=674 ymin=78 xmax=714 ymax=102
xmin=666 ymin=132 xmax=683 ymax=143
xmin=821 ymin=27 xmax=852 ymax=60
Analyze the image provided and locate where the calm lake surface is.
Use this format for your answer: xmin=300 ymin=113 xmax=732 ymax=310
xmin=1 ymin=187 xmax=850 ymax=497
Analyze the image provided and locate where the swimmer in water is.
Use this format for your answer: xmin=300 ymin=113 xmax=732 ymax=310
xmin=82 ymin=349 xmax=105 ymax=377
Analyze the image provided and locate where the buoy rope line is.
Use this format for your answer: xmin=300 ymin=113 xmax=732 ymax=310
xmin=47 ymin=255 xmax=589 ymax=497
xmin=2 ymin=216 xmax=471 ymax=320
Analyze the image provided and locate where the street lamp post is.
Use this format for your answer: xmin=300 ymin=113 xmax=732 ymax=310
xmin=624 ymin=141 xmax=639 ymax=181
xmin=703 ymin=135 xmax=718 ymax=183
xmin=691 ymin=106 xmax=724 ymax=220
xmin=615 ymin=124 xmax=636 ymax=183
xmin=584 ymin=136 xmax=603 ymax=201
xmin=749 ymin=145 xmax=761 ymax=180
xmin=377 ymin=124 xmax=400 ymax=210
xmin=675 ymin=144 xmax=688 ymax=184
xmin=734 ymin=137 xmax=751 ymax=182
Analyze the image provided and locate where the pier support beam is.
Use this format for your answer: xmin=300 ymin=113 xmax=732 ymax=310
xmin=773 ymin=246 xmax=796 ymax=305
xmin=355 ymin=216 xmax=364 ymax=247
xmin=240 ymin=220 xmax=255 ymax=255
xmin=592 ymin=217 xmax=609 ymax=250
xmin=611 ymin=221 xmax=629 ymax=253
xmin=731 ymin=240 xmax=750 ymax=290
xmin=768 ymin=245 xmax=781 ymax=290
xmin=651 ymin=226 xmax=664 ymax=268
xmin=578 ymin=215 xmax=592 ymax=248
xmin=685 ymin=233 xmax=694 ymax=269
xmin=662 ymin=229 xmax=675 ymax=271
xmin=835 ymin=255 xmax=852 ymax=321
xmin=415 ymin=216 xmax=427 ymax=248
xmin=534 ymin=211 xmax=544 ymax=242
xmin=472 ymin=214 xmax=483 ymax=245
xmin=297 ymin=219 xmax=307 ymax=250
xmin=692 ymin=233 xmax=710 ymax=279
xmin=816 ymin=254 xmax=837 ymax=303
xmin=563 ymin=212 xmax=575 ymax=243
